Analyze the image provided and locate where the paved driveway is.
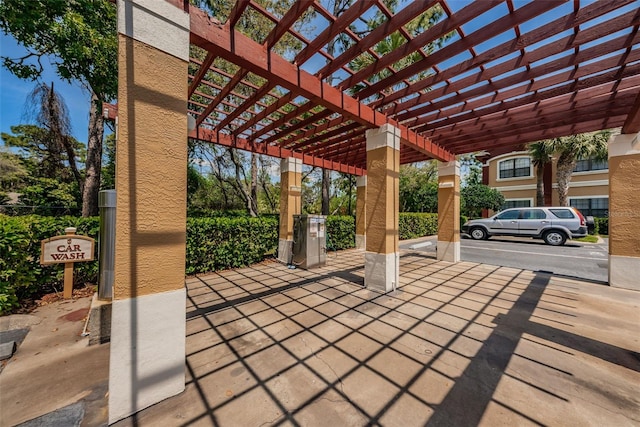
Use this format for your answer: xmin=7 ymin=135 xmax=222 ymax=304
xmin=115 ymin=250 xmax=640 ymax=427
xmin=400 ymin=236 xmax=609 ymax=282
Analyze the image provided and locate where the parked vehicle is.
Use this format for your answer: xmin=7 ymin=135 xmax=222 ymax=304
xmin=461 ymin=207 xmax=592 ymax=246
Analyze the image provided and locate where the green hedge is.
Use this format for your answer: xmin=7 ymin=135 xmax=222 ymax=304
xmin=397 ymin=213 xmax=468 ymax=240
xmin=399 ymin=213 xmax=438 ymax=240
xmin=326 ymin=216 xmax=355 ymax=250
xmin=186 ymin=216 xmax=278 ymax=274
xmin=1 ymin=212 xmax=463 ymax=314
xmin=593 ymin=217 xmax=608 ymax=235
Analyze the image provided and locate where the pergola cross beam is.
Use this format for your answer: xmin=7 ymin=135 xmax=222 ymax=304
xmin=188 ymin=5 xmax=454 ymax=162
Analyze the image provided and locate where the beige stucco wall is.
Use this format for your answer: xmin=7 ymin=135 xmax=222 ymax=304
xmin=570 ymin=170 xmax=609 ymax=182
xmin=551 ymin=185 xmax=609 ymax=205
xmin=609 ymin=153 xmax=640 ymax=257
xmin=438 ymin=173 xmax=460 ymax=242
xmin=366 ymin=146 xmax=399 ymax=254
xmin=499 ymin=189 xmax=536 ymax=201
xmin=488 ymin=153 xmax=536 ymax=188
xmin=114 ymin=35 xmax=187 ymax=300
xmin=279 ymin=170 xmax=301 ymax=241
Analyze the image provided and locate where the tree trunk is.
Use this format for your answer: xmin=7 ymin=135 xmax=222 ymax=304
xmin=82 ymin=92 xmax=104 ymax=217
xmin=556 ymin=152 xmax=576 ymax=207
xmin=250 ymin=153 xmax=258 ymax=215
xmin=535 ymin=163 xmax=544 ymax=206
xmin=321 ymin=169 xmax=330 ymax=215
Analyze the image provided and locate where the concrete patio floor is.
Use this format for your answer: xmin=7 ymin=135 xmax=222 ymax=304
xmin=114 ymin=249 xmax=640 ymax=427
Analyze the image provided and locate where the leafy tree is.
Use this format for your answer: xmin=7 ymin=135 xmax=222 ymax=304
xmin=100 ymin=133 xmax=116 ymax=190
xmin=528 ymin=140 xmax=554 ymax=206
xmin=0 ymin=149 xmax=29 ymax=191
xmin=461 ymin=184 xmax=504 ymax=218
xmin=17 ymin=177 xmax=80 ymax=215
xmin=547 ymin=131 xmax=610 ymax=206
xmin=2 ymin=124 xmax=85 ymax=183
xmin=1 ymin=0 xmax=117 ymax=216
xmin=399 ymin=162 xmax=438 ymax=212
xmin=458 ymin=153 xmax=483 ymax=186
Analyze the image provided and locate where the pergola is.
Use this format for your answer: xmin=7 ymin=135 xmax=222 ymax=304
xmin=108 ymin=0 xmax=640 ymax=423
xmin=180 ymin=0 xmax=640 ymax=173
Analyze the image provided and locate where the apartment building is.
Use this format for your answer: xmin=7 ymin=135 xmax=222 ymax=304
xmin=482 ymin=151 xmax=609 ymax=217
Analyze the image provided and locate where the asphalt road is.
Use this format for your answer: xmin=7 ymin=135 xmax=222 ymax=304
xmin=400 ymin=235 xmax=609 ymax=283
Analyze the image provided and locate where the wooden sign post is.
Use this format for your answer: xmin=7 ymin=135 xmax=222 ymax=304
xmin=41 ymin=227 xmax=95 ymax=299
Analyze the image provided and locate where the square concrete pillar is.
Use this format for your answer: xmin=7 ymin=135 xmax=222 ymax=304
xmin=365 ymin=124 xmax=400 ymax=293
xmin=608 ymin=133 xmax=640 ymax=291
xmin=437 ymin=161 xmax=461 ymax=262
xmin=355 ymin=175 xmax=367 ymax=250
xmin=278 ymin=157 xmax=302 ymax=263
xmin=110 ymin=0 xmax=190 ymax=423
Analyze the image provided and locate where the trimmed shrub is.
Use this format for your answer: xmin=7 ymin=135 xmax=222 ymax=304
xmin=399 ymin=213 xmax=438 ymax=240
xmin=326 ymin=216 xmax=355 ymax=250
xmin=594 ymin=217 xmax=608 ymax=235
xmin=186 ymin=216 xmax=278 ymax=274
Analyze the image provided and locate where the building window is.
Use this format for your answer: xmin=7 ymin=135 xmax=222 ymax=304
xmin=498 ymin=157 xmax=531 ymax=179
xmin=574 ymin=157 xmax=608 ymax=172
xmin=503 ymin=199 xmax=531 ymax=209
xmin=570 ymin=197 xmax=609 ymax=217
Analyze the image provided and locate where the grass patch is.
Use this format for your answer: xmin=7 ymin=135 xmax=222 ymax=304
xmin=574 ymin=235 xmax=599 ymax=243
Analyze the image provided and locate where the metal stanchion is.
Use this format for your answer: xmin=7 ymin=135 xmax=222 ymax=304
xmin=98 ymin=190 xmax=116 ymax=300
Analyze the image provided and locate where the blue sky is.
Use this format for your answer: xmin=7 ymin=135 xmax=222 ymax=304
xmin=0 ymin=33 xmax=91 ymax=144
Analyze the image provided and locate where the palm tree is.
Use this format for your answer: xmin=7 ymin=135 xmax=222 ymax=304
xmin=549 ymin=131 xmax=610 ymax=206
xmin=528 ymin=140 xmax=554 ymax=206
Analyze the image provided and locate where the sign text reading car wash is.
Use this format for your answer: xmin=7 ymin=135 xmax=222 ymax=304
xmin=41 ymin=234 xmax=95 ymax=264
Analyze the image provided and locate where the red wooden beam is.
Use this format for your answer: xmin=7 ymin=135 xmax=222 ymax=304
xmin=288 ymin=122 xmax=363 ymax=151
xmin=411 ymin=56 xmax=640 ymax=135
xmin=419 ymin=73 xmax=640 ymax=138
xmin=188 ymin=52 xmax=216 ymax=98
xmin=337 ymin=0 xmax=500 ymax=92
xmin=442 ymin=100 xmax=633 ymax=150
xmin=214 ymin=82 xmax=276 ymax=132
xmin=395 ymin=13 xmax=640 ymax=124
xmin=355 ymin=0 xmax=566 ymax=101
xmin=188 ymin=5 xmax=454 ymax=162
xmin=195 ymin=68 xmax=247 ymax=127
xmin=294 ymin=1 xmax=374 ymax=66
xmin=263 ymin=0 xmax=314 ymax=49
xmin=316 ymin=0 xmax=439 ymax=79
xmin=190 ymin=128 xmax=365 ymax=175
xmin=622 ymin=91 xmax=640 ymax=134
xmin=375 ymin=0 xmax=633 ymax=110
xmin=232 ymin=92 xmax=296 ymax=136
xmin=448 ymin=115 xmax=628 ymax=155
xmin=227 ymin=0 xmax=250 ymax=28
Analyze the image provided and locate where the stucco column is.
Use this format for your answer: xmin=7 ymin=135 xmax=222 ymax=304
xmin=365 ymin=124 xmax=400 ymax=293
xmin=355 ymin=175 xmax=367 ymax=250
xmin=110 ymin=0 xmax=189 ymax=423
xmin=608 ymin=132 xmax=640 ymax=291
xmin=278 ymin=157 xmax=302 ymax=263
xmin=437 ymin=161 xmax=461 ymax=262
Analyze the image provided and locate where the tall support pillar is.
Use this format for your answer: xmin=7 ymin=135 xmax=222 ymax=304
xmin=365 ymin=124 xmax=400 ymax=293
xmin=355 ymin=175 xmax=367 ymax=250
xmin=110 ymin=0 xmax=189 ymax=423
xmin=278 ymin=157 xmax=302 ymax=263
xmin=437 ymin=161 xmax=461 ymax=262
xmin=608 ymin=133 xmax=640 ymax=290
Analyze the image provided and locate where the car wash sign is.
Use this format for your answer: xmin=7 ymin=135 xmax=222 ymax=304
xmin=41 ymin=228 xmax=95 ymax=264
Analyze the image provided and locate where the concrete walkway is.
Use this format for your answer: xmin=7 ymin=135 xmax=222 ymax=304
xmin=119 ymin=249 xmax=640 ymax=426
xmin=2 ymin=249 xmax=639 ymax=426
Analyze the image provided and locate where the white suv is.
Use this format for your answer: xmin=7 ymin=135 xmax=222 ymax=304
xmin=461 ymin=207 xmax=592 ymax=246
